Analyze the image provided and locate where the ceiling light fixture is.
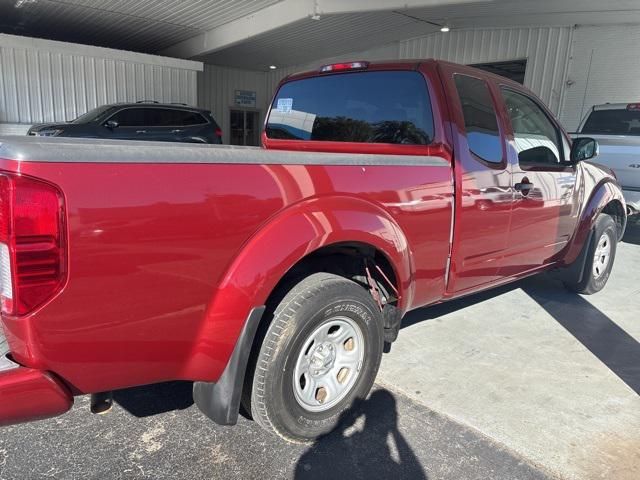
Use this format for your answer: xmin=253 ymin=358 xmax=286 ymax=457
xmin=269 ymin=65 xmax=277 ymax=70
xmin=392 ymin=10 xmax=451 ymax=33
xmin=15 ymin=0 xmax=36 ymax=8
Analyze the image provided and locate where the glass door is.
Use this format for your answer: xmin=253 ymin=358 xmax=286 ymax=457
xmin=229 ymin=109 xmax=260 ymax=146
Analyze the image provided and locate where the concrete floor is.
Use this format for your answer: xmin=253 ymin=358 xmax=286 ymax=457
xmin=0 ymin=223 xmax=638 ymax=479
xmin=379 ymin=220 xmax=640 ymax=480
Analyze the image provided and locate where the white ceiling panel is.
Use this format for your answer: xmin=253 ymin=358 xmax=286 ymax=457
xmin=0 ymin=0 xmax=284 ymax=52
xmin=2 ymin=0 xmax=640 ymax=70
xmin=198 ymin=0 xmax=640 ymax=70
xmin=197 ymin=11 xmax=440 ymax=70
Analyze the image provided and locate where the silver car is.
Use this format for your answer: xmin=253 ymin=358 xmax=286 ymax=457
xmin=576 ymin=102 xmax=640 ymax=215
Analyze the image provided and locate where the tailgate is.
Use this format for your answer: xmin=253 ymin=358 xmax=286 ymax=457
xmin=588 ymin=135 xmax=640 ymax=189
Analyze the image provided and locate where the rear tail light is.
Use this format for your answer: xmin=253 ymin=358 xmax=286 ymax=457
xmin=627 ymin=103 xmax=640 ymax=111
xmin=319 ymin=61 xmax=369 ymax=73
xmin=215 ymin=128 xmax=223 ymax=138
xmin=0 ymin=173 xmax=66 ymax=316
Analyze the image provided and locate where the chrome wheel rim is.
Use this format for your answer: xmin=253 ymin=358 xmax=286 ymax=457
xmin=592 ymin=232 xmax=612 ymax=279
xmin=293 ymin=316 xmax=365 ymax=413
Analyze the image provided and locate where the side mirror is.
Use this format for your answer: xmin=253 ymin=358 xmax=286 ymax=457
xmin=570 ymin=137 xmax=599 ymax=163
xmin=105 ymin=120 xmax=119 ymax=129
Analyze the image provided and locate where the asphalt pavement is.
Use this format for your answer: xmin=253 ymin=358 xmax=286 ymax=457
xmin=0 ymin=383 xmax=548 ymax=480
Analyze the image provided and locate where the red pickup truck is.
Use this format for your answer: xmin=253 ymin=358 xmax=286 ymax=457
xmin=0 ymin=60 xmax=626 ymax=442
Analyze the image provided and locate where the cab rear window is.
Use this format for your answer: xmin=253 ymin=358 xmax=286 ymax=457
xmin=266 ymin=71 xmax=434 ymax=145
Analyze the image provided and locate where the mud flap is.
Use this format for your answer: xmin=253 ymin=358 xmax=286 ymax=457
xmin=193 ymin=306 xmax=265 ymax=426
xmin=382 ymin=304 xmax=402 ymax=353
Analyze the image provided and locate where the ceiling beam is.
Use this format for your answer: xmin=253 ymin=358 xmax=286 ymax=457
xmin=159 ymin=0 xmax=477 ymax=59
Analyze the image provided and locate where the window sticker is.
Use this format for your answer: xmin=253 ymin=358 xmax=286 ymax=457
xmin=276 ymin=98 xmax=293 ymax=113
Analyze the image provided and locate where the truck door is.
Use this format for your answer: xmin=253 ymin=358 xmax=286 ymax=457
xmin=497 ymin=87 xmax=579 ymax=273
xmin=439 ymin=65 xmax=514 ymax=295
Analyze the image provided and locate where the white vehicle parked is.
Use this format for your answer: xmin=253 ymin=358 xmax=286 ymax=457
xmin=575 ymin=103 xmax=640 ymax=215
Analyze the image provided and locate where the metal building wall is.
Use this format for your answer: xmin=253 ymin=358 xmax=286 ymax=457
xmin=263 ymin=26 xmax=573 ymax=119
xmin=560 ymin=24 xmax=640 ymax=131
xmin=399 ymin=26 xmax=574 ymax=115
xmin=198 ymin=64 xmax=267 ymax=145
xmin=0 ymin=33 xmax=202 ymax=133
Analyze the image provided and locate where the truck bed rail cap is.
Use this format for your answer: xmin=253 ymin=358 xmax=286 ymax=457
xmin=0 ymin=136 xmax=448 ymax=167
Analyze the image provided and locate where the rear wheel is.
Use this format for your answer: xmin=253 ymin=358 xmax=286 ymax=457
xmin=564 ymin=214 xmax=617 ymax=294
xmin=248 ymin=273 xmax=383 ymax=442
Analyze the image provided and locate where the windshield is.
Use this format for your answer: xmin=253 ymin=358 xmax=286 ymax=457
xmin=71 ymin=105 xmax=117 ymax=124
xmin=581 ymin=109 xmax=640 ymax=136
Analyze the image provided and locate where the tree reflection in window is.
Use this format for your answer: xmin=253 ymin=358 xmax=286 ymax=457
xmin=266 ymin=71 xmax=434 ymax=145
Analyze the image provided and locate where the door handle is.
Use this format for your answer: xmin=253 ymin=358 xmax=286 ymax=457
xmin=136 ymin=130 xmax=146 ymax=134
xmin=171 ymin=129 xmax=184 ymax=133
xmin=514 ymin=181 xmax=534 ymax=194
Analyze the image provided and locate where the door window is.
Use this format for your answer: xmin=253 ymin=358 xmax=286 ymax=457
xmin=174 ymin=110 xmax=207 ymax=126
xmin=109 ymin=108 xmax=147 ymax=127
xmin=453 ymin=75 xmax=503 ymax=163
xmin=501 ymin=88 xmax=563 ymax=167
xmin=162 ymin=109 xmax=206 ymax=126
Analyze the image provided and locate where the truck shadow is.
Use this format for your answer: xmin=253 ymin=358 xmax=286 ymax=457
xmin=401 ymin=281 xmax=521 ymax=329
xmin=521 ymin=275 xmax=640 ymax=395
xmin=622 ymin=216 xmax=640 ymax=245
xmin=113 ymin=380 xmax=194 ymax=417
xmin=401 ymin=273 xmax=639 ymax=396
xmin=294 ymin=389 xmax=428 ymax=480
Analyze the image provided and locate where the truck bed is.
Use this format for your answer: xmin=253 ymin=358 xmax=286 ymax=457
xmin=0 ymin=135 xmax=453 ymax=394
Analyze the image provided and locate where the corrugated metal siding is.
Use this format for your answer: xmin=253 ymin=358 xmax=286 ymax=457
xmin=560 ymin=24 xmax=640 ymax=131
xmin=198 ymin=65 xmax=267 ymax=144
xmin=0 ymin=124 xmax=30 ymax=136
xmin=0 ymin=34 xmax=202 ymax=126
xmin=399 ymin=26 xmax=574 ymax=115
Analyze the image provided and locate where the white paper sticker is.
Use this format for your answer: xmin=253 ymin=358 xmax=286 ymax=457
xmin=276 ymin=98 xmax=293 ymax=113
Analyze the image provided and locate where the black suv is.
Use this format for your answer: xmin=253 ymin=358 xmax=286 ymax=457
xmin=28 ymin=101 xmax=223 ymax=144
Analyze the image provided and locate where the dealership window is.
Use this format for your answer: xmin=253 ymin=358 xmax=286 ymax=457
xmin=471 ymin=60 xmax=527 ymax=84
xmin=454 ymin=74 xmax=502 ymax=163
xmin=266 ymin=71 xmax=434 ymax=145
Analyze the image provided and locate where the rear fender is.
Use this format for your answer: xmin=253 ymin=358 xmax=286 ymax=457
xmin=185 ymin=195 xmax=413 ymax=381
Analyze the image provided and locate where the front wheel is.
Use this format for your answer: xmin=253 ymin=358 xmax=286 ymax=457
xmin=248 ymin=273 xmax=384 ymax=442
xmin=564 ymin=214 xmax=617 ymax=294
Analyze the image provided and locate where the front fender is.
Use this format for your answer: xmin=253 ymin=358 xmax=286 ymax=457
xmin=563 ymin=170 xmax=625 ymax=266
xmin=185 ymin=195 xmax=413 ymax=381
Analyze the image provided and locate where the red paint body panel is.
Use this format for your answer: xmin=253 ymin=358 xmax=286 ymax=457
xmin=0 ymin=365 xmax=73 ymax=426
xmin=0 ymin=58 xmax=625 ymax=426
xmin=0 ymin=161 xmax=452 ymax=393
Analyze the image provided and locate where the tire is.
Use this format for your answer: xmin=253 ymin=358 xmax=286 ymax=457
xmin=248 ymin=272 xmax=384 ymax=442
xmin=564 ymin=214 xmax=617 ymax=294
